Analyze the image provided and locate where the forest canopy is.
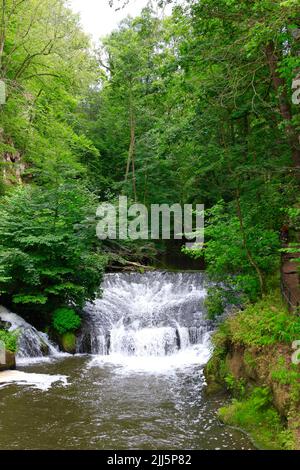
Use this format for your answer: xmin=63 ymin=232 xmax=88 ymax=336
xmin=0 ymin=0 xmax=300 ymax=324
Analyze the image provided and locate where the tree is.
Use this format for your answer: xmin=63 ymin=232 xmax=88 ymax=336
xmin=93 ymin=1 xmax=299 ymax=301
xmin=0 ymin=184 xmax=106 ymax=323
xmin=1 ymin=0 xmax=300 ymax=314
xmin=0 ymin=0 xmax=99 ymax=187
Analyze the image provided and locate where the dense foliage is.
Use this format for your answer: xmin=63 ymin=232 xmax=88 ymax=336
xmin=1 ymin=0 xmax=300 ymax=327
xmin=0 ymin=184 xmax=106 ymax=319
xmin=52 ymin=308 xmax=81 ymax=335
xmin=90 ymin=0 xmax=300 ymax=302
xmin=0 ymin=329 xmax=17 ymax=352
xmin=0 ymin=0 xmax=105 ymax=325
xmin=206 ymin=290 xmax=300 ymax=449
xmin=214 ymin=290 xmax=300 ymax=348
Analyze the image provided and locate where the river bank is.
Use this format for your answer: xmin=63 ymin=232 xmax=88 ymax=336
xmin=2 ymin=272 xmax=299 ymax=450
xmin=204 ymin=290 xmax=300 ymax=450
xmin=0 ymin=271 xmax=255 ymax=450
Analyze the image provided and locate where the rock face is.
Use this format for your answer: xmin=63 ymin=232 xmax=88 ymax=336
xmin=0 ymin=305 xmax=58 ymax=358
xmin=0 ymin=350 xmax=16 ymax=372
xmin=204 ymin=341 xmax=300 ymax=449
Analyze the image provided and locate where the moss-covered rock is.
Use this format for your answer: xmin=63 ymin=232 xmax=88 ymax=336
xmin=204 ymin=354 xmax=226 ymax=394
xmin=60 ymin=332 xmax=76 ymax=354
xmin=206 ymin=291 xmax=300 ymax=450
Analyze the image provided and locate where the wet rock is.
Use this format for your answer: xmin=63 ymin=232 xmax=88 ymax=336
xmin=60 ymin=332 xmax=76 ymax=354
xmin=0 ymin=320 xmax=12 ymax=330
xmin=0 ymin=350 xmax=16 ymax=372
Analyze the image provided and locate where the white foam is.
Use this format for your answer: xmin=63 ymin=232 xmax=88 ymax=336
xmin=0 ymin=307 xmax=30 ymax=328
xmin=0 ymin=305 xmax=60 ymax=358
xmin=83 ymin=272 xmax=208 ymax=356
xmin=88 ymin=338 xmax=212 ymax=375
xmin=16 ymin=351 xmax=71 ymax=366
xmin=0 ymin=370 xmax=68 ymax=391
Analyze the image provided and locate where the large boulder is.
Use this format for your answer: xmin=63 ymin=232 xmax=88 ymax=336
xmin=60 ymin=332 xmax=76 ymax=354
xmin=0 ymin=350 xmax=16 ymax=372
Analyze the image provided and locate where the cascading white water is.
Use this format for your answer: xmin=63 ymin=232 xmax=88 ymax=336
xmin=0 ymin=272 xmax=212 ymax=365
xmin=110 ymin=325 xmax=179 ymax=356
xmin=0 ymin=306 xmax=58 ymax=358
xmin=79 ymin=272 xmax=212 ymax=369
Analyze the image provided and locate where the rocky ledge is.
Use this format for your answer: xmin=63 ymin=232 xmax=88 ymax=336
xmin=0 ymin=350 xmax=16 ymax=372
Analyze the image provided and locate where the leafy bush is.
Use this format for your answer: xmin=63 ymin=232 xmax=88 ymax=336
xmin=271 ymin=363 xmax=300 ymax=386
xmin=204 ymin=287 xmax=225 ymax=319
xmin=219 ymin=387 xmax=294 ymax=449
xmin=224 ymin=374 xmax=246 ymax=398
xmin=0 ymin=329 xmax=18 ymax=353
xmin=186 ymin=198 xmax=282 ymax=303
xmin=0 ymin=185 xmax=107 ymax=317
xmin=221 ymin=290 xmax=300 ymax=347
xmin=52 ymin=308 xmax=81 ymax=335
xmin=204 ymin=286 xmax=240 ymax=320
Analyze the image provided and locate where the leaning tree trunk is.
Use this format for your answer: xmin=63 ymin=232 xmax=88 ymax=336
xmin=236 ymin=189 xmax=265 ymax=296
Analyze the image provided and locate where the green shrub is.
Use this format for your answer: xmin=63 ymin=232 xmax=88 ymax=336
xmin=0 ymin=329 xmax=18 ymax=352
xmin=219 ymin=387 xmax=294 ymax=449
xmin=223 ymin=290 xmax=300 ymax=347
xmin=270 ymin=357 xmax=300 ymax=407
xmin=224 ymin=374 xmax=246 ymax=398
xmin=186 ymin=199 xmax=281 ymax=304
xmin=204 ymin=287 xmax=225 ymax=319
xmin=0 ymin=185 xmax=106 ymax=317
xmin=52 ymin=308 xmax=81 ymax=335
xmin=271 ymin=366 xmax=300 ymax=386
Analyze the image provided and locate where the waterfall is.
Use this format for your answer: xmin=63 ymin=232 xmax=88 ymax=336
xmin=0 ymin=272 xmax=212 ymax=365
xmin=78 ymin=272 xmax=212 ymax=367
xmin=0 ymin=306 xmax=58 ymax=358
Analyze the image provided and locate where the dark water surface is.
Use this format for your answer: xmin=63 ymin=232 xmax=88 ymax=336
xmin=0 ymin=356 xmax=254 ymax=450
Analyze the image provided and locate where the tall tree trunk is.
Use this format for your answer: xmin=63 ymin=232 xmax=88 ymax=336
xmin=125 ymin=87 xmax=137 ymax=201
xmin=265 ymin=41 xmax=300 ymax=170
xmin=236 ymin=189 xmax=265 ymax=296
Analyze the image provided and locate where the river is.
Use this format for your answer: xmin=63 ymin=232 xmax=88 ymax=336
xmin=0 ymin=272 xmax=254 ymax=450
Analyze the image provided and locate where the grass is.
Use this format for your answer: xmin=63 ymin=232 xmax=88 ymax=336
xmin=219 ymin=387 xmax=295 ymax=450
xmin=0 ymin=329 xmax=18 ymax=353
xmin=214 ymin=290 xmax=300 ymax=348
xmin=206 ymin=287 xmax=300 ymax=450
